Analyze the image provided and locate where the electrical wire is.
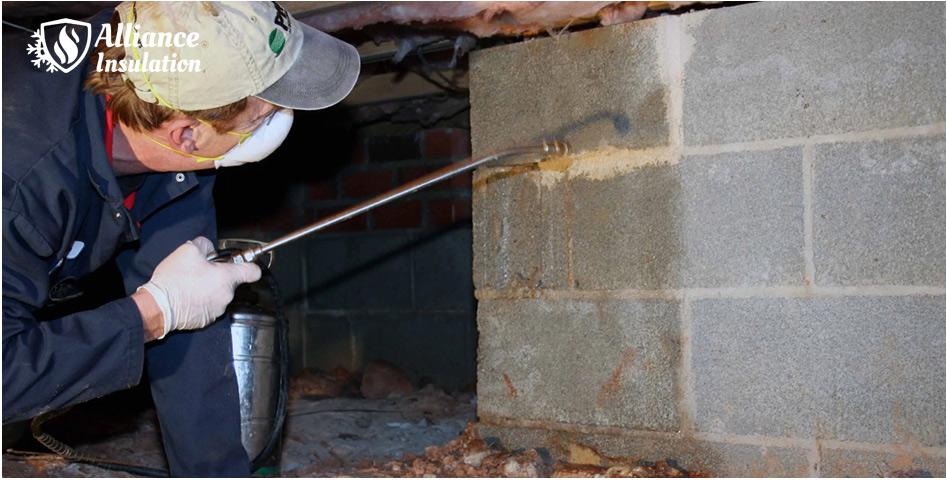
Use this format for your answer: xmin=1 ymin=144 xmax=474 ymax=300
xmin=2 ymin=20 xmax=34 ymax=33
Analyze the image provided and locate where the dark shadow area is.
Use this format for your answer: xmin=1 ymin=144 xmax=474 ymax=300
xmin=304 ymin=222 xmax=471 ymax=304
xmin=214 ymin=107 xmax=359 ymax=232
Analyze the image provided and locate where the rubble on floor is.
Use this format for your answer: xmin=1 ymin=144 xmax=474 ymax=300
xmin=1 ymin=387 xmax=166 ymax=478
xmin=4 ymin=364 xmax=712 ymax=477
xmin=302 ymin=420 xmax=709 ymax=478
xmin=281 ymin=382 xmax=477 ymax=476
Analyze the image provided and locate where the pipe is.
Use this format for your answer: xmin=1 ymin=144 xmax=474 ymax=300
xmin=210 ymin=140 xmax=570 ymax=264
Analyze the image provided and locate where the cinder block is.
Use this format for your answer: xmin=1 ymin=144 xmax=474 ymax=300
xmin=477 ymin=424 xmax=812 ymax=477
xmin=472 ymin=171 xmax=568 ymax=291
xmin=303 ymin=314 xmax=355 ymax=372
xmin=269 ymin=237 xmax=307 ymax=311
xmin=570 ymin=148 xmax=804 ymax=290
xmin=477 ymin=298 xmax=680 ymax=431
xmin=679 ymin=148 xmax=805 ymax=288
xmin=304 ymin=232 xmax=415 ymax=311
xmin=473 ymin=172 xmax=541 ymax=291
xmin=683 ymin=2 xmax=946 ymax=145
xmin=813 ymin=137 xmax=946 ymax=286
xmin=270 ymin=238 xmax=309 ymax=373
xmin=692 ymin=296 xmax=946 ymax=446
xmin=413 ymin=227 xmax=476 ymax=311
xmin=540 ymin=174 xmax=571 ymax=290
xmin=570 ymin=163 xmax=682 ymax=290
xmin=820 ymin=447 xmax=946 ymax=478
xmin=351 ymin=312 xmax=476 ymax=388
xmin=470 ymin=19 xmax=670 ymax=157
xmin=287 ymin=305 xmax=305 ymax=374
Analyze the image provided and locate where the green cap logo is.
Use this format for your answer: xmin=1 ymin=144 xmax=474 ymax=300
xmin=268 ymin=29 xmax=285 ymax=56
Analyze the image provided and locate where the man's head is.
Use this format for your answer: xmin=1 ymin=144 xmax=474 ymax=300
xmin=85 ymin=1 xmax=359 ymax=171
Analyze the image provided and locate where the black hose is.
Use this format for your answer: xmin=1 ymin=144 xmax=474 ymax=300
xmin=30 ymin=409 xmax=169 ymax=477
xmin=30 ymin=409 xmax=78 ymax=458
xmin=249 ymin=267 xmax=289 ymax=472
xmin=25 ymin=262 xmax=290 ymax=477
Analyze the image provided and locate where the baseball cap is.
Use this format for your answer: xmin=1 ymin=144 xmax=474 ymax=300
xmin=113 ymin=1 xmax=360 ymax=111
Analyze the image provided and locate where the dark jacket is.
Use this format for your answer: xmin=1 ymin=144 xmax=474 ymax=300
xmin=2 ymin=14 xmax=216 ymax=423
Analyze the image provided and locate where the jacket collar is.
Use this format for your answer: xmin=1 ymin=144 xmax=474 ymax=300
xmin=83 ymin=91 xmax=201 ymax=222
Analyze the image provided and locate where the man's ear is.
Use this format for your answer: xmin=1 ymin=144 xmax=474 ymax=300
xmin=164 ymin=117 xmax=200 ymax=154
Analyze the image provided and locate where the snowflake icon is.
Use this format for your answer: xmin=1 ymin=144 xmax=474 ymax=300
xmin=27 ymin=30 xmax=58 ymax=72
xmin=26 ymin=20 xmax=93 ymax=74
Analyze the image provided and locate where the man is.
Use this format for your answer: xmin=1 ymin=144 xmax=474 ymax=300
xmin=2 ymin=2 xmax=359 ymax=476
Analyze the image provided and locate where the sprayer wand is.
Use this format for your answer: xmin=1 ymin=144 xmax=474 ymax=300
xmin=208 ymin=140 xmax=571 ymax=264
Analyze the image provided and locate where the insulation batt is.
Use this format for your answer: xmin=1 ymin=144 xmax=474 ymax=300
xmin=301 ymin=1 xmax=652 ymax=37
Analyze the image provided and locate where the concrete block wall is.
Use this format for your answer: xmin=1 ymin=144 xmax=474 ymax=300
xmin=218 ymin=123 xmax=477 ymax=388
xmin=469 ymin=2 xmax=945 ymax=476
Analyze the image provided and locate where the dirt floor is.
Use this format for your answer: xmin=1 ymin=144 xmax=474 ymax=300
xmin=2 ymin=368 xmax=706 ymax=478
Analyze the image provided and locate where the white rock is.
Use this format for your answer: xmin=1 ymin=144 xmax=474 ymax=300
xmin=503 ymin=457 xmax=539 ymax=478
xmin=463 ymin=450 xmax=491 ymax=467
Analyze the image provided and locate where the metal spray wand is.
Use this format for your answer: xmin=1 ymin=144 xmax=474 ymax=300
xmin=209 ymin=140 xmax=571 ymax=264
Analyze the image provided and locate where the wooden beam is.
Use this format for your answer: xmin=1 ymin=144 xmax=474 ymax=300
xmin=342 ymin=68 xmax=468 ymax=105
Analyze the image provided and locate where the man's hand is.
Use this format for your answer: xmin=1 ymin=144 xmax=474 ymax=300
xmin=136 ymin=237 xmax=262 ymax=341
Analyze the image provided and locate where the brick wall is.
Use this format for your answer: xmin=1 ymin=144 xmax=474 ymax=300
xmin=217 ymin=120 xmax=477 ymax=389
xmin=470 ymin=2 xmax=945 ymax=477
xmin=307 ymin=128 xmax=472 ymax=232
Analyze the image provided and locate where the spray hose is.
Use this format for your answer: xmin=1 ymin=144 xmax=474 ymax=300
xmin=28 ymin=408 xmax=170 ymax=477
xmin=247 ymin=267 xmax=290 ymax=472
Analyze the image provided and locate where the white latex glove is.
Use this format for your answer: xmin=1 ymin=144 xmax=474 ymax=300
xmin=137 ymin=236 xmax=262 ymax=339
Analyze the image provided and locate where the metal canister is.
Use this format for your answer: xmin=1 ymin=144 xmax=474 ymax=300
xmin=229 ymin=306 xmax=280 ymax=461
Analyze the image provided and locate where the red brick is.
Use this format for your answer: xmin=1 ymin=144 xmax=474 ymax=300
xmin=350 ymin=140 xmax=367 ymax=164
xmin=373 ymin=201 xmax=423 ymax=229
xmin=441 ymin=170 xmax=472 ymax=190
xmin=423 ymin=128 xmax=471 ymax=160
xmin=429 ymin=198 xmax=471 ymax=226
xmin=258 ymin=208 xmax=295 ymax=232
xmin=366 ymin=134 xmax=422 ymax=163
xmin=308 ymin=179 xmax=337 ymax=200
xmin=400 ymin=165 xmax=471 ymax=191
xmin=343 ymin=170 xmax=393 ymax=198
xmin=399 ymin=165 xmax=440 ymax=183
xmin=313 ymin=208 xmax=367 ymax=233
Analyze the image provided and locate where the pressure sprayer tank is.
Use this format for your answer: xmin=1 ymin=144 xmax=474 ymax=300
xmin=230 ymin=306 xmax=280 ymax=461
xmin=219 ymin=239 xmax=285 ymax=470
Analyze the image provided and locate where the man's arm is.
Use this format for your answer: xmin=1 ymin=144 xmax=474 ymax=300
xmin=2 ymin=212 xmax=145 ymax=424
xmin=132 ymin=289 xmax=164 ymax=342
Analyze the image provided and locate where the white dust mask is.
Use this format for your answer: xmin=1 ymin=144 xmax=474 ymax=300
xmin=214 ymin=109 xmax=295 ymax=168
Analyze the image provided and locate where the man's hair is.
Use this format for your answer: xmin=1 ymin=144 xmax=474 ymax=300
xmin=84 ymin=13 xmax=248 ymax=133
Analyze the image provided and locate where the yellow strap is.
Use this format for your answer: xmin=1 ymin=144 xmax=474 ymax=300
xmin=128 ymin=3 xmax=176 ymax=110
xmin=127 ymin=4 xmax=245 ymax=163
xmin=144 ymin=134 xmax=221 ymax=162
xmin=197 ymin=119 xmax=253 ymax=145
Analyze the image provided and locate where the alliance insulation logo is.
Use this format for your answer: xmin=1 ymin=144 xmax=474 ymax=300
xmin=25 ymin=18 xmax=203 ymax=75
xmin=27 ymin=19 xmax=92 ymax=73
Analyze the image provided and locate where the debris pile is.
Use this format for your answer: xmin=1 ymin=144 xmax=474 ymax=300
xmin=289 ymin=365 xmax=361 ymax=400
xmin=292 ymin=420 xmax=708 ymax=478
xmin=6 ymin=363 xmax=711 ymax=478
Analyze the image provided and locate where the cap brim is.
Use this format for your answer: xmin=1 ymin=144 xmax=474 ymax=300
xmin=256 ymin=23 xmax=360 ymax=111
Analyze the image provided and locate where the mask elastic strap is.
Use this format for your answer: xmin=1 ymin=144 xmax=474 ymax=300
xmin=197 ymin=119 xmax=253 ymax=145
xmin=127 ymin=3 xmax=176 ymax=110
xmin=143 ymin=134 xmax=222 ymax=162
